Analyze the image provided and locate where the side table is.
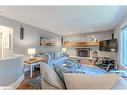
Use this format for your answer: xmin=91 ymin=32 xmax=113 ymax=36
xmin=24 ymin=57 xmax=47 ymax=78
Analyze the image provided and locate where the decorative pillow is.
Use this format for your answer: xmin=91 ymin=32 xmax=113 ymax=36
xmin=40 ymin=63 xmax=65 ymax=89
xmin=37 ymin=54 xmax=48 ymax=58
xmin=63 ymin=73 xmax=120 ymax=89
xmin=47 ymin=52 xmax=52 ymax=60
xmin=55 ymin=51 xmax=61 ymax=58
xmin=60 ymin=51 xmax=64 ymax=57
xmin=50 ymin=52 xmax=55 ymax=59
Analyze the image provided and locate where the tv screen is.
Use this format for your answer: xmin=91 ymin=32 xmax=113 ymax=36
xmin=99 ymin=39 xmax=117 ymax=52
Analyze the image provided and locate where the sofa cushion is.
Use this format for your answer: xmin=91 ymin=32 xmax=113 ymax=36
xmin=40 ymin=62 xmax=65 ymax=89
xmin=63 ymin=73 xmax=120 ymax=89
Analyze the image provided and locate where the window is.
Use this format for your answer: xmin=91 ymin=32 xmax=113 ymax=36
xmin=120 ymin=27 xmax=127 ymax=66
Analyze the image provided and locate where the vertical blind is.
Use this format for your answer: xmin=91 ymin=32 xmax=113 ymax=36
xmin=121 ymin=27 xmax=127 ymax=66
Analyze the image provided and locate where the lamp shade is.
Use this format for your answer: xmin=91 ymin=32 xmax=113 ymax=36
xmin=62 ymin=48 xmax=66 ymax=52
xmin=111 ymin=48 xmax=115 ymax=52
xmin=28 ymin=48 xmax=36 ymax=55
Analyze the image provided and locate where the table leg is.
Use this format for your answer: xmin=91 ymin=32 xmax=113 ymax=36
xmin=78 ymin=60 xmax=81 ymax=68
xmin=30 ymin=65 xmax=33 ymax=78
xmin=78 ymin=63 xmax=81 ymax=68
xmin=33 ymin=66 xmax=34 ymax=71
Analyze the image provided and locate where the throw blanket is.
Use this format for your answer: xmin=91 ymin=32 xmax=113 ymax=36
xmin=53 ymin=60 xmax=107 ymax=74
xmin=69 ymin=64 xmax=107 ymax=74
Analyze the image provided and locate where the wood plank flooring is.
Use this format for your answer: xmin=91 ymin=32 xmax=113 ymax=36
xmin=17 ymin=69 xmax=40 ymax=89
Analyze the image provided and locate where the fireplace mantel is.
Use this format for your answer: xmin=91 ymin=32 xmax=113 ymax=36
xmin=64 ymin=41 xmax=100 ymax=46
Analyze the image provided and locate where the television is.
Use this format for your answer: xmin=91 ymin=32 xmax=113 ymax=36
xmin=99 ymin=39 xmax=117 ymax=52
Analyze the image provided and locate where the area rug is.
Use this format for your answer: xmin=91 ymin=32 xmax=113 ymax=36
xmin=27 ymin=75 xmax=42 ymax=89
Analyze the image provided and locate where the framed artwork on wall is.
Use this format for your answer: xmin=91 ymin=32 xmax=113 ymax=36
xmin=40 ymin=36 xmax=55 ymax=46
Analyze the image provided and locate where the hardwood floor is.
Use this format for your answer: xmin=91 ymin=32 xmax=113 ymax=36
xmin=17 ymin=68 xmax=41 ymax=89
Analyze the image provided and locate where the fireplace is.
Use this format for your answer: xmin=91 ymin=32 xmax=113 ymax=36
xmin=76 ymin=48 xmax=90 ymax=57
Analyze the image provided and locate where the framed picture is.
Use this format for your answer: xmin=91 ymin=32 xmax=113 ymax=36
xmin=40 ymin=36 xmax=55 ymax=46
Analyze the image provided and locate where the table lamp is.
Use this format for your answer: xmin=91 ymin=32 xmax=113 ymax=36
xmin=28 ymin=48 xmax=36 ymax=59
xmin=62 ymin=48 xmax=67 ymax=55
xmin=62 ymin=48 xmax=66 ymax=54
xmin=111 ymin=48 xmax=115 ymax=52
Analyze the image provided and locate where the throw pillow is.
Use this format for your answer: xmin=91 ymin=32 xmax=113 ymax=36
xmin=55 ymin=51 xmax=61 ymax=58
xmin=63 ymin=73 xmax=120 ymax=89
xmin=50 ymin=52 xmax=55 ymax=59
xmin=40 ymin=63 xmax=65 ymax=89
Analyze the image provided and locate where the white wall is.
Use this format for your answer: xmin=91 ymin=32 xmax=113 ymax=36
xmin=0 ymin=15 xmax=62 ymax=55
xmin=63 ymin=31 xmax=113 ymax=57
xmin=0 ymin=34 xmax=1 ymax=58
xmin=64 ymin=30 xmax=113 ymax=42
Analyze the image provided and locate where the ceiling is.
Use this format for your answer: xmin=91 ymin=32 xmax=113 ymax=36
xmin=0 ymin=6 xmax=127 ymax=36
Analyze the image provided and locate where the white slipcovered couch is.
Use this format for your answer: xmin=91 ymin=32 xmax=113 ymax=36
xmin=40 ymin=62 xmax=127 ymax=89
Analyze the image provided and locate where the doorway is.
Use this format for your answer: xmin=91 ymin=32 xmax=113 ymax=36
xmin=0 ymin=26 xmax=13 ymax=59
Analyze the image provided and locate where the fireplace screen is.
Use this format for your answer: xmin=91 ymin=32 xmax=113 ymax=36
xmin=77 ymin=48 xmax=90 ymax=57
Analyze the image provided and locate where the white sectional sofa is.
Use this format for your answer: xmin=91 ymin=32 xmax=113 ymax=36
xmin=40 ymin=62 xmax=127 ymax=89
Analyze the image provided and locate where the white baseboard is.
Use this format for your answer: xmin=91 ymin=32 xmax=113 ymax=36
xmin=0 ymin=73 xmax=25 ymax=90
